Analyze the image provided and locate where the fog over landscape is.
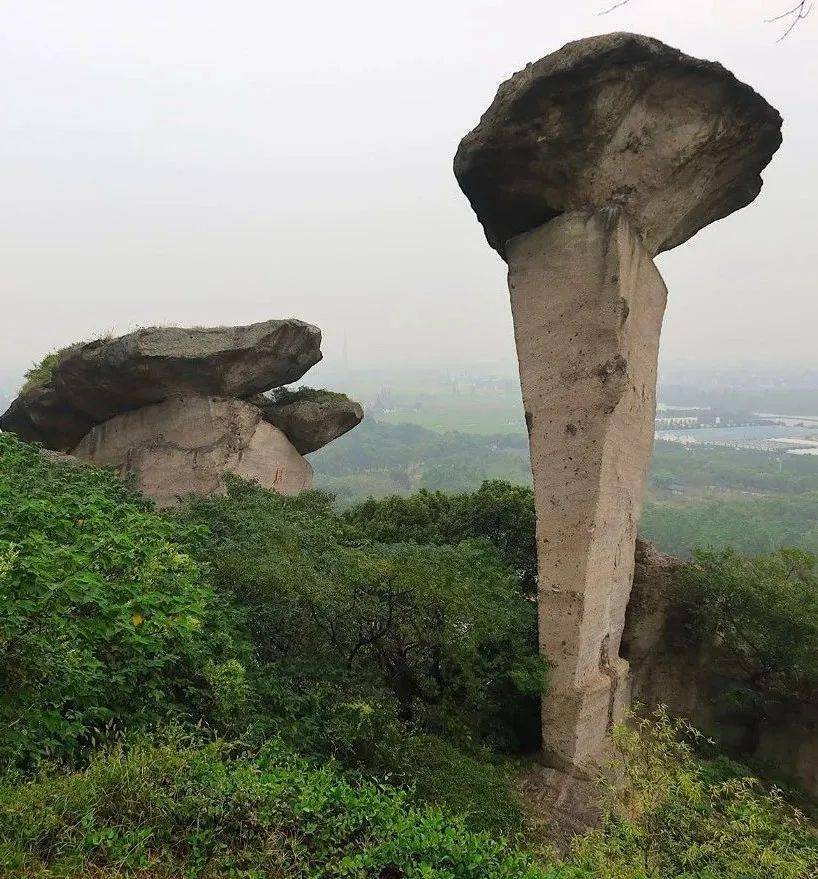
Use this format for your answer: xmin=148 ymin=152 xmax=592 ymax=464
xmin=2 ymin=0 xmax=817 ymax=387
xmin=6 ymin=4 xmax=818 ymax=871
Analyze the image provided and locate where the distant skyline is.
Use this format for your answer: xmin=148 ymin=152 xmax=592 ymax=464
xmin=2 ymin=0 xmax=816 ymax=381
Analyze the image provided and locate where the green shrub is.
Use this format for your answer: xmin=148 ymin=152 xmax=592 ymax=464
xmin=175 ymin=478 xmax=545 ymax=752
xmin=383 ymin=733 xmax=524 ymax=834
xmin=0 ymin=737 xmax=547 ymax=879
xmin=246 ymin=675 xmax=525 ymax=833
xmin=565 ymin=709 xmax=818 ymax=879
xmin=0 ymin=434 xmax=241 ymax=769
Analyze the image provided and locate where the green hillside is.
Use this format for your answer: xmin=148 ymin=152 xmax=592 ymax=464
xmin=1 ymin=433 xmax=816 ymax=878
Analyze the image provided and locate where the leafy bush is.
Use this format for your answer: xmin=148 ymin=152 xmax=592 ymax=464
xmin=240 ymin=674 xmax=526 ymax=833
xmin=565 ymin=709 xmax=818 ymax=879
xmin=675 ymin=547 xmax=818 ymax=699
xmin=3 ymin=714 xmax=815 ymax=879
xmin=175 ymin=478 xmax=545 ymax=752
xmin=0 ymin=434 xmax=241 ymax=769
xmin=0 ymin=737 xmax=547 ymax=879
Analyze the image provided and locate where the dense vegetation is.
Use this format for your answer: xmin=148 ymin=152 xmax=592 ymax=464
xmin=348 ymin=485 xmax=818 ymax=708
xmin=344 ymin=481 xmax=537 ymax=595
xmin=641 ymin=493 xmax=818 ymax=558
xmin=3 ymin=433 xmax=818 ymax=877
xmin=0 ymin=440 xmax=226 ymax=768
xmin=311 ymin=418 xmax=531 ymax=502
xmin=675 ymin=547 xmax=818 ymax=700
xmin=0 ymin=737 xmax=545 ymax=879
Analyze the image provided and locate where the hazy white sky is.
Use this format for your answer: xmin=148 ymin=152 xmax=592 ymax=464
xmin=1 ymin=0 xmax=816 ymax=382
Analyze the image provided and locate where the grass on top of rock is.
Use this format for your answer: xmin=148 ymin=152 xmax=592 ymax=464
xmin=267 ymin=385 xmax=352 ymax=405
xmin=19 ymin=344 xmax=83 ymax=393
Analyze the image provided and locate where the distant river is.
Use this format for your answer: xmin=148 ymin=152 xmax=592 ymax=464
xmin=655 ymin=424 xmax=818 ymax=453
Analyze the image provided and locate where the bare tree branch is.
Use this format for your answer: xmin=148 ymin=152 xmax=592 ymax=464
xmin=598 ymin=0 xmax=632 ymax=14
xmin=767 ymin=1 xmax=813 ymax=40
xmin=597 ymin=0 xmax=812 ymax=38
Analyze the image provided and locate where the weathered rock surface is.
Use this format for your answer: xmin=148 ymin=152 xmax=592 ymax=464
xmin=623 ymin=540 xmax=818 ymax=798
xmin=250 ymin=393 xmax=364 ymax=454
xmin=454 ymin=32 xmax=782 ymax=257
xmin=0 ymin=319 xmax=322 ymax=451
xmin=72 ymin=396 xmax=313 ymax=507
xmin=0 ymin=385 xmax=96 ymax=451
xmin=510 ymin=207 xmax=666 ymax=767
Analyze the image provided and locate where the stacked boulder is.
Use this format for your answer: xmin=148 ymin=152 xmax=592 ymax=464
xmin=0 ymin=319 xmax=363 ymax=506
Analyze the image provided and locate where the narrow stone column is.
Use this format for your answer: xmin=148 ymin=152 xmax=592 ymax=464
xmin=454 ymin=33 xmax=781 ymax=767
xmin=507 ymin=208 xmax=666 ymax=766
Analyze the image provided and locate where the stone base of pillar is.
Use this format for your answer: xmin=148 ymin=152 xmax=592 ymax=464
xmin=507 ymin=206 xmax=666 ymax=768
xmin=541 ymin=659 xmax=632 ymax=771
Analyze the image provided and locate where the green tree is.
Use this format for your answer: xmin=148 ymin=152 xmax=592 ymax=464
xmin=176 ymin=478 xmax=545 ymax=750
xmin=345 ymin=480 xmax=539 ymax=596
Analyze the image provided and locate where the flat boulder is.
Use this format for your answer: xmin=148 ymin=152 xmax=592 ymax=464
xmin=1 ymin=319 xmax=322 ymax=451
xmin=251 ymin=390 xmax=364 ymax=454
xmin=72 ymin=395 xmax=314 ymax=507
xmin=454 ymin=32 xmax=782 ymax=257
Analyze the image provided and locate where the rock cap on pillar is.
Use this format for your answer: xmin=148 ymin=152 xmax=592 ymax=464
xmin=454 ymin=32 xmax=782 ymax=257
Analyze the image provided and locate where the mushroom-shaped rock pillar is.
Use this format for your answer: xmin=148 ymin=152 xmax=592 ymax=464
xmin=454 ymin=33 xmax=782 ymax=768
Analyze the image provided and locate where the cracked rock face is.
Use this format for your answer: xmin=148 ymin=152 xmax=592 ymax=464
xmin=72 ymin=396 xmax=313 ymax=507
xmin=0 ymin=319 xmax=322 ymax=451
xmin=250 ymin=394 xmax=364 ymax=454
xmin=454 ymin=32 xmax=782 ymax=257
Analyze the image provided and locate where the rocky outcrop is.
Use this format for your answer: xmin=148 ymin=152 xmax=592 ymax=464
xmin=454 ymin=32 xmax=782 ymax=258
xmin=1 ymin=320 xmax=322 ymax=451
xmin=73 ymin=396 xmax=314 ymax=507
xmin=250 ymin=392 xmax=364 ymax=454
xmin=3 ymin=319 xmax=362 ymax=506
xmin=454 ymin=33 xmax=782 ymax=768
xmin=623 ymin=540 xmax=818 ymax=798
